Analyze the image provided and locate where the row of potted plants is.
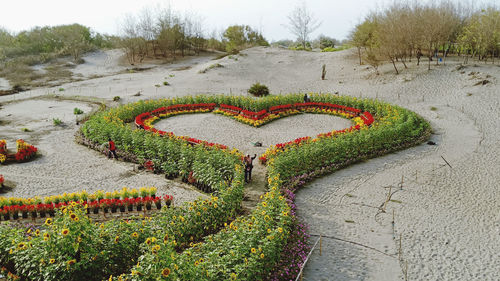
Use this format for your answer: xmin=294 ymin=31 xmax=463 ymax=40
xmin=0 ymin=187 xmax=160 ymax=209
xmin=0 ymin=194 xmax=173 ymax=221
xmin=0 ymin=139 xmax=38 ymax=164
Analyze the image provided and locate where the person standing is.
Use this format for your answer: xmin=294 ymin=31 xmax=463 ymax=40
xmin=108 ymin=138 xmax=118 ymax=159
xmin=244 ymin=154 xmax=257 ymax=183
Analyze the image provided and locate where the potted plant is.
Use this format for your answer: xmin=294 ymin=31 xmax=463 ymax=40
xmin=135 ymin=198 xmax=143 ymax=212
xmin=118 ymin=199 xmax=126 ymax=212
xmin=1 ymin=207 xmax=9 ymax=220
xmin=154 ymin=197 xmax=162 ymax=210
xmin=90 ymin=201 xmax=100 ymax=214
xmin=28 ymin=205 xmax=37 ymax=219
xmin=20 ymin=205 xmax=29 ymax=219
xmin=144 ymin=197 xmax=153 ymax=211
xmin=101 ymin=199 xmax=109 ymax=213
xmin=124 ymin=198 xmax=134 ymax=212
xmin=164 ymin=195 xmax=173 ymax=207
xmin=36 ymin=203 xmax=46 ymax=218
xmin=110 ymin=199 xmax=118 ymax=213
xmin=10 ymin=205 xmax=19 ymax=220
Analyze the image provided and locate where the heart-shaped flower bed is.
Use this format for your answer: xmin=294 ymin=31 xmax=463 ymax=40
xmin=0 ymin=93 xmax=430 ymax=281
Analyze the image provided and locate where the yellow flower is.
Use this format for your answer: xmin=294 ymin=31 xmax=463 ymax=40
xmin=114 ymin=236 xmax=120 ymax=244
xmin=67 ymin=259 xmax=76 ymax=266
xmin=251 ymin=248 xmax=256 ymax=253
xmin=231 ymin=272 xmax=237 ymax=280
xmin=49 ymin=258 xmax=55 ymax=264
xmin=45 ymin=218 xmax=53 ymax=226
xmin=278 ymin=227 xmax=283 ymax=233
xmin=161 ymin=268 xmax=171 ymax=277
xmin=262 ymin=202 xmax=267 ymax=207
xmin=131 ymin=232 xmax=139 ymax=238
xmin=260 ymin=253 xmax=265 ymax=259
xmin=61 ymin=229 xmax=70 ymax=236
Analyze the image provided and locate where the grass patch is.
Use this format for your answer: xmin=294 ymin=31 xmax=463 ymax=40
xmin=430 ymin=106 xmax=438 ymax=111
xmin=52 ymin=118 xmax=62 ymax=126
xmin=198 ymin=63 xmax=224 ymax=74
xmin=390 ymin=199 xmax=402 ymax=204
xmin=345 ymin=193 xmax=354 ymax=197
xmin=21 ymin=128 xmax=32 ymax=132
xmin=345 ymin=220 xmax=355 ymax=223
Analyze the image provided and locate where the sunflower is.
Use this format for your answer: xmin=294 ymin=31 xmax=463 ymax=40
xmin=161 ymin=268 xmax=171 ymax=277
xmin=70 ymin=213 xmax=77 ymax=220
xmin=262 ymin=202 xmax=267 ymax=207
xmin=74 ymin=217 xmax=79 ymax=222
xmin=145 ymin=238 xmax=152 ymax=245
xmin=45 ymin=218 xmax=53 ymax=226
xmin=131 ymin=232 xmax=139 ymax=238
xmin=163 ymin=234 xmax=168 ymax=242
xmin=61 ymin=229 xmax=70 ymax=236
xmin=67 ymin=259 xmax=76 ymax=266
xmin=35 ymin=229 xmax=40 ymax=236
xmin=231 ymin=272 xmax=237 ymax=280
xmin=278 ymin=227 xmax=283 ymax=233
xmin=43 ymin=233 xmax=50 ymax=241
xmin=260 ymin=253 xmax=265 ymax=259
xmin=114 ymin=236 xmax=120 ymax=243
xmin=251 ymin=248 xmax=256 ymax=253
xmin=49 ymin=258 xmax=55 ymax=264
xmin=17 ymin=242 xmax=27 ymax=250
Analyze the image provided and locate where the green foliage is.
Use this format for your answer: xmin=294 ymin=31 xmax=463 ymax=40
xmin=73 ymin=108 xmax=84 ymax=115
xmin=163 ymin=81 xmax=169 ymax=86
xmin=113 ymin=96 xmax=121 ymax=102
xmin=223 ymin=25 xmax=269 ymax=54
xmin=248 ymin=82 xmax=270 ymax=97
xmin=52 ymin=118 xmax=62 ymax=126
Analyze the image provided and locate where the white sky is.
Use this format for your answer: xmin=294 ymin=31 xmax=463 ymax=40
xmin=0 ymin=0 xmax=496 ymax=41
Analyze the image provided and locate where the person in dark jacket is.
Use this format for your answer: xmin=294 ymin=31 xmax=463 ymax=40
xmin=244 ymin=154 xmax=257 ymax=183
xmin=108 ymin=138 xmax=118 ymax=159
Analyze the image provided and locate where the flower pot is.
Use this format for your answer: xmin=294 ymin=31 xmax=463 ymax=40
xmin=93 ymin=208 xmax=99 ymax=214
xmin=136 ymin=205 xmax=142 ymax=212
xmin=103 ymin=207 xmax=109 ymax=213
xmin=166 ymin=201 xmax=171 ymax=207
xmin=155 ymin=202 xmax=162 ymax=210
xmin=39 ymin=211 xmax=46 ymax=218
xmin=48 ymin=210 xmax=55 ymax=217
xmin=127 ymin=205 xmax=133 ymax=212
xmin=22 ymin=212 xmax=29 ymax=219
xmin=111 ymin=206 xmax=117 ymax=213
xmin=3 ymin=214 xmax=9 ymax=220
xmin=120 ymin=206 xmax=126 ymax=212
xmin=146 ymin=204 xmax=152 ymax=211
xmin=86 ymin=208 xmax=90 ymax=214
xmin=12 ymin=213 xmax=19 ymax=220
xmin=31 ymin=211 xmax=37 ymax=219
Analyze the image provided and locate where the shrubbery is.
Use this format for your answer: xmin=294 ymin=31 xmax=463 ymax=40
xmin=248 ymin=82 xmax=270 ymax=97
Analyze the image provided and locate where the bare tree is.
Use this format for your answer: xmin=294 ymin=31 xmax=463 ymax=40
xmin=286 ymin=2 xmax=322 ymax=49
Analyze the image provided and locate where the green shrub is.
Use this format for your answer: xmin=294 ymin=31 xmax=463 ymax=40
xmin=248 ymin=83 xmax=270 ymax=97
xmin=113 ymin=96 xmax=120 ymax=102
xmin=73 ymin=107 xmax=84 ymax=115
xmin=163 ymin=81 xmax=169 ymax=86
xmin=52 ymin=118 xmax=62 ymax=126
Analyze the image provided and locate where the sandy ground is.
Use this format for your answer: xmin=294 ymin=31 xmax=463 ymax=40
xmin=0 ymin=78 xmax=9 ymax=91
xmin=0 ymin=47 xmax=499 ymax=280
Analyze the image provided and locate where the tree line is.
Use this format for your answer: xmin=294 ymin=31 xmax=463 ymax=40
xmin=349 ymin=1 xmax=500 ymax=74
xmin=119 ymin=6 xmax=268 ymax=64
xmin=0 ymin=24 xmax=113 ymax=64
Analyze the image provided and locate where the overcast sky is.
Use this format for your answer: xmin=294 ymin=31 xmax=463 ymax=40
xmin=0 ymin=0 xmax=389 ymax=41
xmin=0 ymin=0 xmax=497 ymax=41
